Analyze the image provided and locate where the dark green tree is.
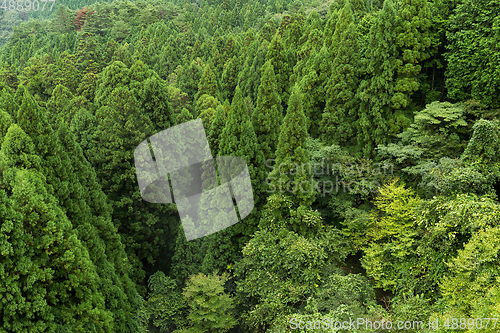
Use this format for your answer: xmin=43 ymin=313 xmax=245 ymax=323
xmin=356 ymin=0 xmax=406 ymax=156
xmin=200 ymin=85 xmax=265 ymax=273
xmin=445 ymin=0 xmax=500 ymax=108
xmin=253 ymin=60 xmax=282 ymax=162
xmin=259 ymin=86 xmax=321 ymax=237
xmin=320 ymin=1 xmax=361 ymax=146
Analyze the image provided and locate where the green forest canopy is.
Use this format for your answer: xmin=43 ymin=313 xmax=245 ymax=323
xmin=1 ymin=0 xmax=500 ymax=331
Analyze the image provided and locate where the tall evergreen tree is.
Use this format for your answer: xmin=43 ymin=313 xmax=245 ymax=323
xmin=0 ymin=87 xmax=19 ymax=118
xmin=207 ymin=104 xmax=227 ymax=156
xmin=253 ymin=60 xmax=282 ymax=162
xmin=195 ymin=62 xmax=220 ymax=108
xmin=221 ymin=56 xmax=240 ymax=102
xmin=0 ymin=109 xmax=13 ymax=146
xmin=445 ymin=0 xmax=500 ymax=108
xmin=238 ymin=38 xmax=268 ymax=104
xmin=0 ymin=124 xmax=113 ymax=332
xmin=320 ymin=1 xmax=361 ymax=146
xmin=266 ymin=33 xmax=291 ymax=109
xmin=200 ymin=85 xmax=265 ymax=273
xmin=259 ymin=86 xmax=321 ymax=237
xmin=356 ymin=0 xmax=403 ymax=156
xmin=88 ymin=86 xmax=174 ymax=292
xmin=393 ymin=0 xmax=432 ymax=110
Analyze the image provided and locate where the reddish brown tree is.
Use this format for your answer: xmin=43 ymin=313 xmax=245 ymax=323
xmin=75 ymin=7 xmax=89 ymax=31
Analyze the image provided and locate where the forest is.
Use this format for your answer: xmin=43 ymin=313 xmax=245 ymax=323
xmin=0 ymin=0 xmax=499 ymax=331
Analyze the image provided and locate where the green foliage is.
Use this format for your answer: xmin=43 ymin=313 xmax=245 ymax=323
xmin=0 ymin=124 xmax=113 ymax=332
xmin=320 ymin=0 xmax=360 ymax=146
xmin=147 ymin=271 xmax=187 ymax=332
xmin=2 ymin=0 xmax=500 ymax=330
xmin=261 ymin=87 xmax=321 ymax=236
xmin=201 ymin=85 xmax=266 ymax=273
xmin=266 ymin=33 xmax=291 ymax=109
xmin=377 ymin=101 xmax=470 ymax=175
xmin=365 ymin=191 xmax=500 ymax=299
xmin=234 ymin=228 xmax=327 ymax=331
xmin=361 ymin=179 xmax=422 ymax=292
xmin=0 ymin=109 xmax=13 ymax=147
xmin=446 ymin=0 xmax=500 ymax=108
xmin=439 ymin=225 xmax=500 ymax=326
xmin=177 ymin=272 xmax=237 ymax=333
xmin=253 ymin=60 xmax=283 ymax=162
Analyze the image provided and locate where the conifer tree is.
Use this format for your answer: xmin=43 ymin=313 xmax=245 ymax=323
xmin=54 ymin=123 xmax=143 ymax=332
xmin=260 ymin=86 xmax=321 ymax=237
xmin=393 ymin=0 xmax=432 ymax=109
xmin=56 ymin=51 xmax=80 ymax=93
xmin=175 ymin=107 xmax=194 ymax=125
xmin=177 ymin=58 xmax=204 ymax=106
xmin=0 ymin=87 xmax=18 ymax=118
xmin=320 ymin=1 xmax=361 ymax=146
xmin=356 ymin=0 xmax=402 ymax=156
xmin=297 ymin=46 xmax=330 ymax=138
xmin=94 ymin=61 xmax=131 ymax=108
xmin=445 ymin=0 xmax=500 ymax=108
xmin=200 ymin=86 xmax=266 ymax=273
xmin=266 ymin=33 xmax=291 ymax=109
xmin=261 ymin=19 xmax=277 ymax=42
xmin=207 ymin=104 xmax=227 ymax=156
xmin=130 ymin=60 xmax=174 ymax=131
xmin=253 ymin=60 xmax=282 ymax=162
xmin=195 ymin=62 xmax=220 ymax=108
xmin=221 ymin=56 xmax=240 ymax=102
xmin=77 ymin=71 xmax=99 ymax=104
xmin=13 ymin=90 xmax=144 ymax=330
xmin=0 ymin=109 xmax=13 ymax=146
xmin=0 ymin=124 xmax=113 ymax=332
xmin=238 ymin=38 xmax=268 ymax=104
xmin=88 ymin=86 xmax=173 ymax=291
xmin=70 ymin=109 xmax=98 ymax=158
xmin=45 ymin=84 xmax=75 ymax=126
xmin=291 ymin=28 xmax=323 ymax=86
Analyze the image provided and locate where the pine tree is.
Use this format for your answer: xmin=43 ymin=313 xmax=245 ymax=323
xmin=0 ymin=109 xmax=13 ymax=146
xmin=393 ymin=0 xmax=432 ymax=110
xmin=54 ymin=123 xmax=143 ymax=332
xmin=77 ymin=72 xmax=98 ymax=103
xmin=0 ymin=87 xmax=18 ymax=118
xmin=56 ymin=51 xmax=80 ymax=93
xmin=177 ymin=58 xmax=204 ymax=107
xmin=259 ymin=86 xmax=321 ymax=237
xmin=221 ymin=56 xmax=240 ymax=102
xmin=94 ymin=61 xmax=131 ymax=108
xmin=88 ymin=86 xmax=173 ymax=291
xmin=207 ymin=104 xmax=227 ymax=156
xmin=195 ymin=62 xmax=220 ymax=106
xmin=0 ymin=124 xmax=113 ymax=332
xmin=175 ymin=107 xmax=194 ymax=125
xmin=320 ymin=1 xmax=361 ymax=146
xmin=45 ymin=84 xmax=75 ymax=126
xmin=130 ymin=60 xmax=174 ymax=131
xmin=238 ymin=38 xmax=268 ymax=104
xmin=13 ymin=90 xmax=144 ymax=330
xmin=53 ymin=5 xmax=76 ymax=34
xmin=200 ymin=85 xmax=265 ymax=273
xmin=356 ymin=0 xmax=402 ymax=156
xmin=253 ymin=60 xmax=282 ymax=162
xmin=70 ymin=108 xmax=98 ymax=158
xmin=266 ymin=33 xmax=291 ymax=109
xmin=445 ymin=0 xmax=500 ymax=108
xmin=297 ymin=45 xmax=330 ymax=138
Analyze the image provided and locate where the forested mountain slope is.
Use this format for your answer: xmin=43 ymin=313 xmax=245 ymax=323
xmin=1 ymin=0 xmax=500 ymax=331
